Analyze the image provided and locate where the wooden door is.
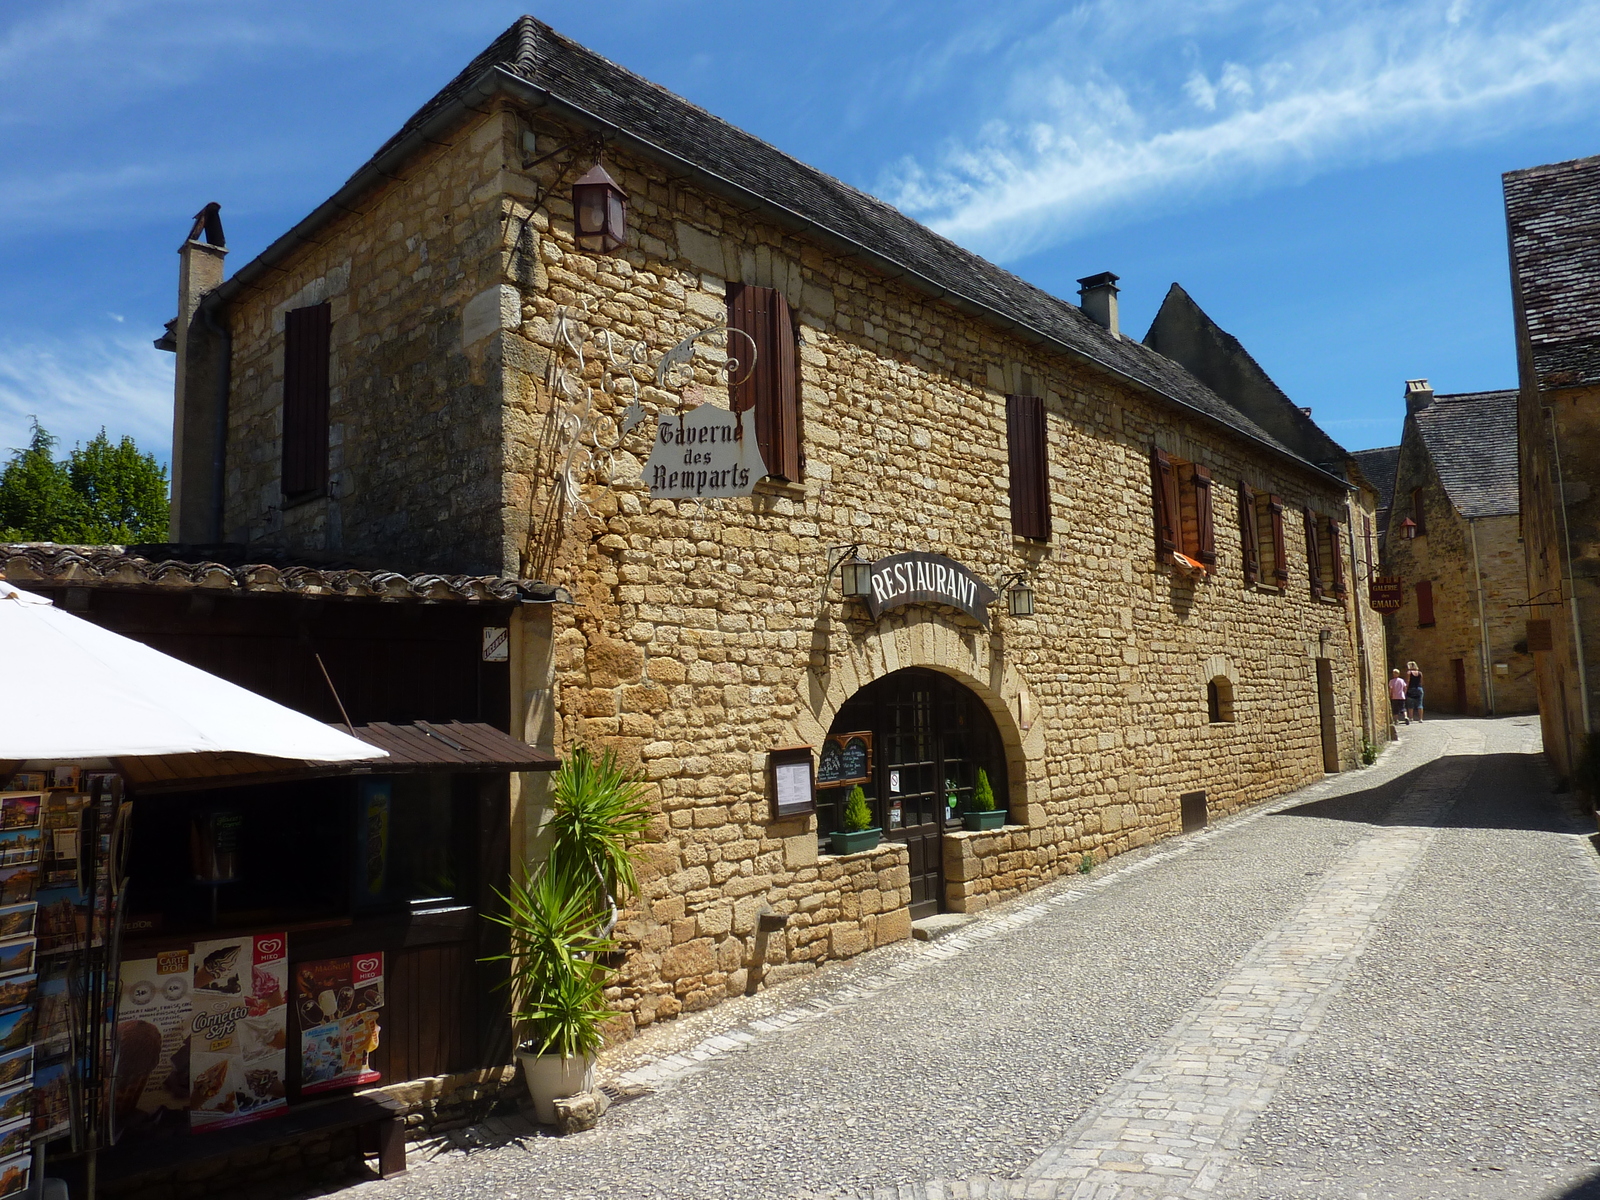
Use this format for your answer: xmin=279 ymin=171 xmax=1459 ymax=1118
xmin=1315 ymin=658 xmax=1339 ymax=773
xmin=880 ymin=682 xmax=944 ymax=920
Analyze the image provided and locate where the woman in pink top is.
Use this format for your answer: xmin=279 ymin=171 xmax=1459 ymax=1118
xmin=1388 ymin=669 xmax=1410 ymax=725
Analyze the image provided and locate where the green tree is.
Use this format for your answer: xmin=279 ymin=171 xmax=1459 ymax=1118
xmin=0 ymin=419 xmax=168 ymax=544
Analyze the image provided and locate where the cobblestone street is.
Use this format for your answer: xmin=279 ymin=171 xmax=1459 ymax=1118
xmin=330 ymin=717 xmax=1600 ymax=1200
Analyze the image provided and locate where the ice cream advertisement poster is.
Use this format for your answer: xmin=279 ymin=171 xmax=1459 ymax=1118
xmin=113 ymin=948 xmax=192 ymax=1137
xmin=188 ymin=933 xmax=288 ymax=1131
xmin=296 ymin=953 xmax=383 ymax=1094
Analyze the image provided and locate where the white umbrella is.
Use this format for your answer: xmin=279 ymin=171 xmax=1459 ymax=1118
xmin=0 ymin=581 xmax=385 ymax=766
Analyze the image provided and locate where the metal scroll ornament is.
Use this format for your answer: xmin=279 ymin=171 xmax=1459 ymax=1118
xmin=641 ymin=323 xmax=766 ymax=500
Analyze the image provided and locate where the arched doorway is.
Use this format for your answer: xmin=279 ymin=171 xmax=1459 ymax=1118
xmin=817 ymin=668 xmax=1009 ymax=919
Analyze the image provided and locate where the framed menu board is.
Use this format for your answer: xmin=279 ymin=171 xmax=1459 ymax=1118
xmin=768 ymin=747 xmax=815 ymax=819
xmin=816 ymin=732 xmax=872 ymax=788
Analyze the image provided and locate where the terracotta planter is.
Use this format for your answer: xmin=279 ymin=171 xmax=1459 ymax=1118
xmin=829 ymin=827 xmax=882 ymax=855
xmin=517 ymin=1047 xmax=596 ymax=1124
xmin=962 ymin=810 xmax=1006 ymax=831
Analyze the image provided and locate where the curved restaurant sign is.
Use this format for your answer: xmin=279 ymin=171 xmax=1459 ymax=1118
xmin=866 ymin=552 xmax=998 ymax=628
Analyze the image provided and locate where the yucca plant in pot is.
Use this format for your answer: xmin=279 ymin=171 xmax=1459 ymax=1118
xmin=962 ymin=767 xmax=1005 ymax=831
xmin=830 ymin=784 xmax=882 ymax=855
xmin=483 ymin=746 xmax=651 ymax=1123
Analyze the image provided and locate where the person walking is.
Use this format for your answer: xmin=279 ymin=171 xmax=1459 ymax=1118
xmin=1389 ymin=668 xmax=1410 ymax=725
xmin=1405 ymin=661 xmax=1425 ymax=723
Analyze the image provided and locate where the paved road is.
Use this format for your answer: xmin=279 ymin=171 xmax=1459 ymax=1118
xmin=330 ymin=716 xmax=1600 ymax=1200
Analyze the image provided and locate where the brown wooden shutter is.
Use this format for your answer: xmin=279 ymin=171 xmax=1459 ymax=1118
xmin=727 ymin=283 xmax=801 ymax=481
xmin=1268 ymin=495 xmax=1288 ymax=585
xmin=1417 ymin=580 xmax=1435 ymax=626
xmin=1007 ymin=395 xmax=1050 ymax=540
xmin=1327 ymin=517 xmax=1347 ymax=598
xmin=1304 ymin=507 xmax=1324 ymax=600
xmin=282 ymin=302 xmax=331 ymax=498
xmin=1363 ymin=517 xmax=1374 ymax=584
xmin=1239 ymin=483 xmax=1259 ymax=585
xmin=1152 ymin=447 xmax=1179 ymax=560
xmin=1192 ymin=465 xmax=1215 ymax=566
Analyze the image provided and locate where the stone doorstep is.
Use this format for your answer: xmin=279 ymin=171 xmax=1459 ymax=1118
xmin=912 ymin=912 xmax=978 ymax=941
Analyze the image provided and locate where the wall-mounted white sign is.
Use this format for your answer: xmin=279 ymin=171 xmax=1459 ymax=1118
xmin=642 ymin=404 xmax=768 ymax=499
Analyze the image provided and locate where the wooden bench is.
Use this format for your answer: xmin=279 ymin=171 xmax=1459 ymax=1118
xmin=51 ymin=1093 xmax=407 ymax=1193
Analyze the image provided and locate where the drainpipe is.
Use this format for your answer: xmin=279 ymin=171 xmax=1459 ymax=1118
xmin=1345 ymin=498 xmax=1375 ymax=746
xmin=1545 ymin=406 xmax=1591 ymax=740
xmin=1467 ymin=518 xmax=1495 ymax=715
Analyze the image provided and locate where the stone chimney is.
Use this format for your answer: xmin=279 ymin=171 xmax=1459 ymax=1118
xmin=161 ymin=203 xmax=228 ymax=543
xmin=1077 ymin=272 xmax=1120 ymax=339
xmin=1404 ymin=378 xmax=1434 ymax=414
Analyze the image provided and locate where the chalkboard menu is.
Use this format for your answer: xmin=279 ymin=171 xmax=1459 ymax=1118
xmin=816 ymin=732 xmax=872 ymax=787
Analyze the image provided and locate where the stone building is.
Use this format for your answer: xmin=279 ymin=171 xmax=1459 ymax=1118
xmin=1506 ymin=152 xmax=1600 ymax=785
xmin=1375 ymin=382 xmax=1533 ymax=715
xmin=161 ymin=16 xmax=1386 ymax=1035
xmin=1350 ymin=445 xmax=1399 ymax=546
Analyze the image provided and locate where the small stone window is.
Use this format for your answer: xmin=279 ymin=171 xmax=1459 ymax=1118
xmin=1207 ymin=676 xmax=1234 ymax=723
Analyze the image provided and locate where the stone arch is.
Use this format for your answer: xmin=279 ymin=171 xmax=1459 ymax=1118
xmin=794 ymin=609 xmax=1045 ymax=825
xmin=1202 ymin=654 xmax=1237 ymax=723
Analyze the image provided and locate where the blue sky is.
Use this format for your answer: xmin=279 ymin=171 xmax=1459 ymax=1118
xmin=2 ymin=0 xmax=1598 ymax=468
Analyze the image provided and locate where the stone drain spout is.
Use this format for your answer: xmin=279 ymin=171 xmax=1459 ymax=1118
xmin=744 ymin=907 xmax=789 ymax=996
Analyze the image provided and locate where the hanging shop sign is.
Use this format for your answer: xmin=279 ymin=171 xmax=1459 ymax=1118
xmin=643 ymin=404 xmax=768 ymax=499
xmin=864 ymin=552 xmax=998 ymax=628
xmin=1369 ymin=577 xmax=1403 ymax=614
xmin=1526 ymin=619 xmax=1553 ymax=653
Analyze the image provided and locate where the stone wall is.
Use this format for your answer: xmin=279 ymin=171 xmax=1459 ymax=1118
xmin=1387 ymin=432 xmax=1535 ymax=715
xmin=220 ymin=117 xmax=511 ymax=574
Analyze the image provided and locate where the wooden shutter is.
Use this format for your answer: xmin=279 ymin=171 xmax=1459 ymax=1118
xmin=1304 ymin=507 xmax=1324 ymax=600
xmin=1363 ymin=517 xmax=1374 ymax=584
xmin=283 ymin=302 xmax=331 ymax=498
xmin=1268 ymin=495 xmax=1288 ymax=585
xmin=1239 ymin=483 xmax=1259 ymax=585
xmin=1327 ymin=517 xmax=1347 ymax=598
xmin=1192 ymin=465 xmax=1215 ymax=566
xmin=727 ymin=284 xmax=801 ymax=481
xmin=1411 ymin=488 xmax=1426 ymax=536
xmin=1417 ymin=580 xmax=1435 ymax=626
xmin=1007 ymin=395 xmax=1050 ymax=540
xmin=1152 ymin=448 xmax=1179 ymax=560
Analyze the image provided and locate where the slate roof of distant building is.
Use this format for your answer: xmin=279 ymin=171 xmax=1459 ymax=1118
xmin=1412 ymin=391 xmax=1520 ymax=519
xmin=213 ymin=16 xmax=1349 ymax=487
xmin=1350 ymin=445 xmax=1400 ymax=537
xmin=1505 ymin=153 xmax=1600 ymax=389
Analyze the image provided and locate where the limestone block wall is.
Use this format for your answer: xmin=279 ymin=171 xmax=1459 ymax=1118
xmin=1388 ymin=439 xmax=1534 ymax=714
xmin=486 ymin=108 xmax=1380 ymax=1030
xmin=219 ymin=113 xmax=511 ymax=573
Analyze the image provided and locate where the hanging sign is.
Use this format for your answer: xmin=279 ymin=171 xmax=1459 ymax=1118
xmin=865 ymin=552 xmax=998 ymax=628
xmin=1369 ymin=577 xmax=1403 ymax=614
xmin=643 ymin=404 xmax=767 ymax=499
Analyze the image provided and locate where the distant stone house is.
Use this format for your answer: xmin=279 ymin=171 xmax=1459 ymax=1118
xmin=1506 ymin=153 xmax=1600 ymax=784
xmin=161 ymin=17 xmax=1386 ymax=1035
xmin=1350 ymin=445 xmax=1399 ymax=547
xmin=1376 ymin=382 xmax=1533 ymax=715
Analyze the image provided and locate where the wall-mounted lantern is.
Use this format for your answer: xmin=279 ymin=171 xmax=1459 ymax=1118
xmin=572 ymin=164 xmax=628 ymax=252
xmin=998 ymin=571 xmax=1035 ymax=617
xmin=1398 ymin=517 xmax=1417 ymax=540
xmin=840 ymin=554 xmax=874 ymax=599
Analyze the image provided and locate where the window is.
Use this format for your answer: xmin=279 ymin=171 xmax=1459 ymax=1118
xmin=1304 ymin=507 xmax=1324 ymax=600
xmin=1239 ymin=483 xmax=1260 ymax=585
xmin=1305 ymin=511 xmax=1347 ymax=602
xmin=1207 ymin=676 xmax=1234 ymax=723
xmin=1150 ymin=448 xmax=1214 ymax=569
xmin=1242 ymin=487 xmax=1287 ymax=588
xmin=1325 ymin=515 xmax=1347 ymax=599
xmin=1416 ymin=579 xmax=1435 ymax=626
xmin=1007 ymin=394 xmax=1050 ymax=540
xmin=1411 ymin=488 xmax=1427 ymax=536
xmin=282 ymin=302 xmax=331 ymax=500
xmin=1267 ymin=495 xmax=1288 ymax=587
xmin=727 ymin=284 xmax=801 ymax=481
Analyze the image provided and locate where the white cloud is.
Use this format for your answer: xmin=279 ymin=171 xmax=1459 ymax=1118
xmin=886 ymin=0 xmax=1600 ymax=261
xmin=0 ymin=334 xmax=172 ymax=466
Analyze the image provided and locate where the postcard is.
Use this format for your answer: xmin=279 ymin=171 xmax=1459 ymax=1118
xmin=0 ymin=906 xmax=34 ymax=943
xmin=0 ymin=870 xmax=36 ymax=908
xmin=0 ymin=1084 xmax=27 ymax=1126
xmin=30 ymin=1061 xmax=69 ymax=1140
xmin=0 ymin=1010 xmax=33 ymax=1055
xmin=0 ymin=975 xmax=33 ymax=1016
xmin=0 ymin=1047 xmax=33 ymax=1090
xmin=0 ymin=798 xmax=38 ymax=833
xmin=0 ymin=831 xmax=41 ymax=870
xmin=0 ymin=1150 xmax=28 ymax=1199
xmin=0 ymin=942 xmax=32 ymax=982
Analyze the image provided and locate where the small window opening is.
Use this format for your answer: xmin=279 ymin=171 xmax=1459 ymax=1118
xmin=1207 ymin=676 xmax=1235 ymax=723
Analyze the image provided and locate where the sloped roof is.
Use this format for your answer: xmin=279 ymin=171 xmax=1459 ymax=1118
xmin=1349 ymin=445 xmax=1400 ymax=536
xmin=1142 ymin=283 xmax=1350 ymax=469
xmin=212 ymin=16 xmax=1344 ymax=488
xmin=1505 ymin=154 xmax=1600 ymax=389
xmin=1411 ymin=391 xmax=1519 ymax=518
xmin=0 ymin=543 xmax=565 ymax=604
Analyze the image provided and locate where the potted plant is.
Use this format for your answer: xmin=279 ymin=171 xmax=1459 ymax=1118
xmin=829 ymin=784 xmax=882 ymax=855
xmin=962 ymin=767 xmax=1006 ymax=831
xmin=484 ymin=746 xmax=651 ymax=1124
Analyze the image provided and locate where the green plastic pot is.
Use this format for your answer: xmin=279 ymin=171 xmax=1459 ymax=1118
xmin=962 ymin=810 xmax=1006 ymax=831
xmin=829 ymin=827 xmax=883 ymax=855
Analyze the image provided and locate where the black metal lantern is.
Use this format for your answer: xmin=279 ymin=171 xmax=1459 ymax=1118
xmin=572 ymin=164 xmax=627 ymax=252
xmin=841 ymin=555 xmax=874 ymax=599
xmin=1007 ymin=581 xmax=1035 ymax=617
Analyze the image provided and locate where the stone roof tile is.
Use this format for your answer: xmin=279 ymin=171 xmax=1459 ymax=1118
xmin=1505 ymin=154 xmax=1600 ymax=388
xmin=1411 ymin=391 xmax=1519 ymax=519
